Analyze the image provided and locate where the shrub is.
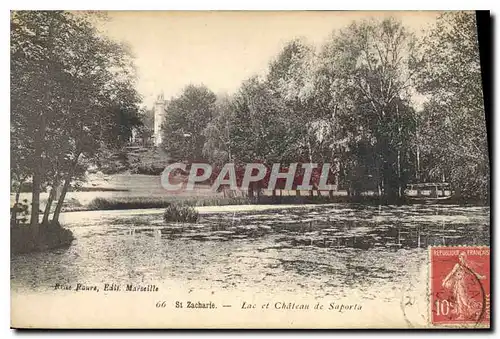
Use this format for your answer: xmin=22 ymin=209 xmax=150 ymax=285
xmin=87 ymin=197 xmax=114 ymax=210
xmin=11 ymin=221 xmax=74 ymax=254
xmin=130 ymin=163 xmax=165 ymax=175
xmin=163 ymin=204 xmax=199 ymax=223
xmin=87 ymin=197 xmax=172 ymax=210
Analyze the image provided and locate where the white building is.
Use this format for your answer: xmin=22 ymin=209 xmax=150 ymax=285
xmin=128 ymin=93 xmax=168 ymax=147
xmin=153 ymin=93 xmax=167 ymax=146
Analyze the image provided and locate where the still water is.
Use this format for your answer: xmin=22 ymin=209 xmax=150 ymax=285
xmin=11 ymin=204 xmax=490 ymax=300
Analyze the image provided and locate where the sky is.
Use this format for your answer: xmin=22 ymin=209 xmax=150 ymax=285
xmin=99 ymin=11 xmax=442 ymax=108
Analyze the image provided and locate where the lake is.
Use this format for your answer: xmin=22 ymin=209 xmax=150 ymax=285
xmin=11 ymin=204 xmax=489 ymax=303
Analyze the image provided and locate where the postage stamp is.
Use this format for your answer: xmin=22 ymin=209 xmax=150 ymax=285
xmin=430 ymin=246 xmax=490 ymax=326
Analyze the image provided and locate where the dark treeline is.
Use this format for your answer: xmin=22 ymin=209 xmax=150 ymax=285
xmin=161 ymin=12 xmax=489 ymax=204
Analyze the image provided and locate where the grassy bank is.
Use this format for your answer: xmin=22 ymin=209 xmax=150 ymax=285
xmin=84 ymin=194 xmax=403 ymax=211
xmin=14 ymin=173 xmax=488 ymax=214
xmin=11 ymin=222 xmax=75 ymax=254
xmin=86 ymin=196 xmax=253 ymax=210
xmin=16 ymin=192 xmax=487 ymax=215
xmin=84 ymin=194 xmax=489 ymax=212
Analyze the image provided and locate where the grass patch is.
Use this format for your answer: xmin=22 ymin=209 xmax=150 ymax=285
xmin=87 ymin=197 xmax=173 ymax=210
xmin=163 ymin=204 xmax=199 ymax=223
xmin=83 ymin=193 xmax=420 ymax=212
xmin=86 ymin=196 xmax=253 ymax=211
xmin=72 ymin=187 xmax=130 ymax=192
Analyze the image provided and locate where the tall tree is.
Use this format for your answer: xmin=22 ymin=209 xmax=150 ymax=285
xmin=319 ymin=17 xmax=422 ymax=200
xmin=161 ymin=84 xmax=217 ymax=162
xmin=11 ymin=11 xmax=142 ymax=231
xmin=229 ymin=76 xmax=290 ymax=165
xmin=203 ymin=94 xmax=234 ymax=165
xmin=415 ymin=11 xmax=489 ymax=201
xmin=266 ymin=39 xmax=320 ymax=164
xmin=11 ymin=11 xmax=71 ymax=232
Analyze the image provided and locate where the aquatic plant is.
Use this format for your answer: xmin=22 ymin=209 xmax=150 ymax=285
xmin=163 ymin=204 xmax=199 ymax=223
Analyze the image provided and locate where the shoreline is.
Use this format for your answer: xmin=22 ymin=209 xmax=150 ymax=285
xmin=12 ymin=202 xmax=490 ymax=255
xmin=11 ymin=173 xmax=489 ymax=213
xmin=20 ymin=198 xmax=488 ymax=216
xmin=57 ymin=201 xmax=489 ymax=223
xmin=59 ymin=197 xmax=488 ymax=214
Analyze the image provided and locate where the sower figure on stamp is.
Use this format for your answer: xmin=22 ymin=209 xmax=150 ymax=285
xmin=441 ymin=252 xmax=486 ymax=320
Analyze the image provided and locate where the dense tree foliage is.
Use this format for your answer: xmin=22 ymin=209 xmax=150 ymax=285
xmin=15 ymin=12 xmax=483 ymax=207
xmin=155 ymin=12 xmax=488 ymax=203
xmin=11 ymin=11 xmax=142 ymax=232
xmin=159 ymin=12 xmax=488 ymax=203
xmin=415 ymin=12 xmax=489 ymax=202
xmin=161 ymin=84 xmax=216 ymax=162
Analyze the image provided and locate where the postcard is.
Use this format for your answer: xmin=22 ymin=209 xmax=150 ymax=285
xmin=10 ymin=10 xmax=490 ymax=329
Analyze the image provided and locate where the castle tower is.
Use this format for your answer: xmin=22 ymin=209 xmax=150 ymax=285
xmin=153 ymin=93 xmax=166 ymax=146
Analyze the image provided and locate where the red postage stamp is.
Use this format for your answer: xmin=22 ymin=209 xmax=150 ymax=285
xmin=430 ymin=246 xmax=490 ymax=326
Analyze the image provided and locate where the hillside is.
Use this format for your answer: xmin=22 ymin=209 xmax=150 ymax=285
xmin=97 ymin=145 xmax=170 ymax=175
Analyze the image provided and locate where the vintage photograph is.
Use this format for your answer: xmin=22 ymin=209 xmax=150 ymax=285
xmin=10 ymin=10 xmax=490 ymax=328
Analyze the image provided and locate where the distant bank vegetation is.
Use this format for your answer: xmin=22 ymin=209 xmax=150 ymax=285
xmin=156 ymin=12 xmax=489 ymax=205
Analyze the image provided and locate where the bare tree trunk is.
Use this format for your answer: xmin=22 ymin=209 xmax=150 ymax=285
xmin=42 ymin=180 xmax=59 ymax=224
xmin=14 ymin=178 xmax=24 ymax=204
xmin=441 ymin=173 xmax=446 ymax=196
xmin=329 ymin=158 xmax=339 ymax=199
xmin=52 ymin=152 xmax=81 ymax=224
xmin=397 ymin=149 xmax=402 ymax=198
xmin=30 ymin=147 xmax=42 ymax=236
xmin=52 ymin=177 xmax=70 ymax=224
xmin=248 ymin=184 xmax=254 ymax=199
xmin=256 ymin=182 xmax=262 ymax=203
xmin=30 ymin=23 xmax=54 ymax=236
xmin=396 ymin=104 xmax=402 ymax=199
xmin=306 ymin=136 xmax=314 ymax=199
xmin=416 ymin=131 xmax=421 ymax=180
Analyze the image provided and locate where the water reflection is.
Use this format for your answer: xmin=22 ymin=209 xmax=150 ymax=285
xmin=11 ymin=204 xmax=489 ymax=299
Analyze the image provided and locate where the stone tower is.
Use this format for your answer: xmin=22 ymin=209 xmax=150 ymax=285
xmin=153 ymin=93 xmax=166 ymax=146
